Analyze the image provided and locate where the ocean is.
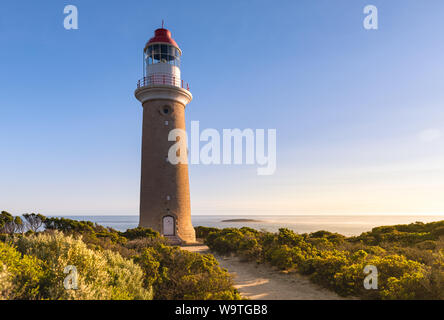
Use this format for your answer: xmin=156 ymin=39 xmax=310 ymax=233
xmin=55 ymin=215 xmax=444 ymax=237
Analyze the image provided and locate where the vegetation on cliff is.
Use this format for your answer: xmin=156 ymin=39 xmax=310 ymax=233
xmin=0 ymin=212 xmax=240 ymax=300
xmin=196 ymin=221 xmax=444 ymax=300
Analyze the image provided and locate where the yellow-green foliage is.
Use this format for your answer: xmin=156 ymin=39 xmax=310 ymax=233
xmin=101 ymin=249 xmax=153 ymax=300
xmin=352 ymin=220 xmax=444 ymax=246
xmin=0 ymin=265 xmax=13 ymax=300
xmin=202 ymin=223 xmax=444 ymax=300
xmin=11 ymin=231 xmax=152 ymax=300
xmin=43 ymin=217 xmax=127 ymax=245
xmin=1 ymin=214 xmax=241 ymax=300
xmin=195 ymin=226 xmax=220 ymax=239
xmin=0 ymin=241 xmax=43 ymax=300
xmin=135 ymin=244 xmax=241 ymax=300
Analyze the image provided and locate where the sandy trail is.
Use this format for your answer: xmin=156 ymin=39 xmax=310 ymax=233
xmin=182 ymin=245 xmax=345 ymax=300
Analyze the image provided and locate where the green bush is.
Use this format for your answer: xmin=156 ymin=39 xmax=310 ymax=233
xmin=0 ymin=241 xmax=43 ymax=300
xmin=102 ymin=249 xmax=153 ymax=300
xmin=0 ymin=214 xmax=246 ymax=301
xmin=277 ymin=228 xmax=305 ymax=247
xmin=4 ymin=212 xmax=442 ymax=300
xmin=266 ymin=245 xmax=295 ymax=270
xmin=135 ymin=244 xmax=241 ymax=300
xmin=432 ymin=226 xmax=444 ymax=238
xmin=206 ymin=228 xmax=244 ymax=255
xmin=13 ymin=231 xmax=152 ymax=300
xmin=202 ymin=220 xmax=444 ymax=300
xmin=195 ymin=226 xmax=219 ymax=239
xmin=120 ymin=227 xmax=160 ymax=240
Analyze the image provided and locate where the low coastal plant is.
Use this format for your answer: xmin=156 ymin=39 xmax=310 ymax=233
xmin=200 ymin=221 xmax=444 ymax=300
xmin=0 ymin=213 xmax=240 ymax=300
xmin=2 ymin=231 xmax=152 ymax=300
xmin=0 ymin=241 xmax=43 ymax=300
xmin=135 ymin=244 xmax=241 ymax=300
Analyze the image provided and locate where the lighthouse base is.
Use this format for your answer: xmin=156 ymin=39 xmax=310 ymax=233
xmin=139 ymin=214 xmax=196 ymax=244
xmin=164 ymin=235 xmax=185 ymax=245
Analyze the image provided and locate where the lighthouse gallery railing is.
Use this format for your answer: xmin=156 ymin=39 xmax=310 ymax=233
xmin=137 ymin=74 xmax=190 ymax=91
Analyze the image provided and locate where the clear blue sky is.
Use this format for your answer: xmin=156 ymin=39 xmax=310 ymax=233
xmin=1 ymin=0 xmax=444 ymax=215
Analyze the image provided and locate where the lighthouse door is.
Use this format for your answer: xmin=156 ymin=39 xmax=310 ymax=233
xmin=163 ymin=216 xmax=175 ymax=236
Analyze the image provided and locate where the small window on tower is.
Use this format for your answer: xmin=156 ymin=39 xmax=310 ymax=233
xmin=160 ymin=105 xmax=172 ymax=116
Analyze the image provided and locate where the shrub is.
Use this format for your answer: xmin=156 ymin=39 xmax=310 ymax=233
xmin=238 ymin=236 xmax=262 ymax=261
xmin=13 ymin=231 xmax=152 ymax=300
xmin=125 ymin=237 xmax=168 ymax=252
xmin=266 ymin=245 xmax=295 ymax=270
xmin=0 ymin=241 xmax=43 ymax=300
xmin=380 ymin=272 xmax=429 ymax=300
xmin=135 ymin=244 xmax=241 ymax=300
xmin=101 ymin=250 xmax=153 ymax=300
xmin=0 ymin=265 xmax=13 ymax=300
xmin=333 ymin=254 xmax=431 ymax=299
xmin=432 ymin=226 xmax=444 ymax=238
xmin=205 ymin=228 xmax=244 ymax=255
xmin=306 ymin=250 xmax=351 ymax=287
xmin=120 ymin=227 xmax=160 ymax=240
xmin=0 ymin=214 xmax=248 ymax=301
xmin=202 ymin=220 xmax=444 ymax=300
xmin=195 ymin=226 xmax=219 ymax=239
xmin=277 ymin=228 xmax=305 ymax=247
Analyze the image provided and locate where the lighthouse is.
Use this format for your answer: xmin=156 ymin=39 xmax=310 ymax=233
xmin=134 ymin=26 xmax=195 ymax=244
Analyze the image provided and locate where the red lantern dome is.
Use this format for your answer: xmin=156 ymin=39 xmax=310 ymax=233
xmin=145 ymin=28 xmax=180 ymax=50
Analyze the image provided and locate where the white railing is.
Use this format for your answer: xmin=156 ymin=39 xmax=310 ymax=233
xmin=137 ymin=74 xmax=190 ymax=91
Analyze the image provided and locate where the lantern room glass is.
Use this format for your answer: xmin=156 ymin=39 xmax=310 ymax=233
xmin=144 ymin=44 xmax=181 ymax=68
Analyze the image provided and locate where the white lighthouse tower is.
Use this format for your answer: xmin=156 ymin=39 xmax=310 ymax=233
xmin=134 ymin=26 xmax=196 ymax=244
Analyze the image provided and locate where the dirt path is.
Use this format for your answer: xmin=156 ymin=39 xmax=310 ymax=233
xmin=182 ymin=245 xmax=345 ymax=300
